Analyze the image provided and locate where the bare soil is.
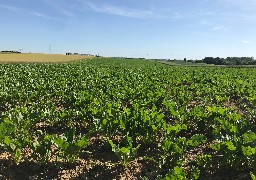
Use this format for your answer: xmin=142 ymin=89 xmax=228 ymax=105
xmin=0 ymin=135 xmax=254 ymax=180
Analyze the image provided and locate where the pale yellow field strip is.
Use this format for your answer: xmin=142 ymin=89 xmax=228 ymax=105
xmin=0 ymin=53 xmax=94 ymax=63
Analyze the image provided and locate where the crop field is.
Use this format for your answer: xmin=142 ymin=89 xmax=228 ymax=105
xmin=159 ymin=60 xmax=213 ymax=67
xmin=0 ymin=58 xmax=255 ymax=179
xmin=160 ymin=60 xmax=256 ymax=68
xmin=0 ymin=53 xmax=93 ymax=63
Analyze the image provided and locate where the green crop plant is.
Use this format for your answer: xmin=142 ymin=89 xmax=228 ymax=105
xmin=108 ymin=133 xmax=140 ymax=167
xmin=0 ymin=58 xmax=255 ymax=178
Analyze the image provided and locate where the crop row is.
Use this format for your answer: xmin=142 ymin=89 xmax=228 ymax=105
xmin=0 ymin=58 xmax=255 ymax=179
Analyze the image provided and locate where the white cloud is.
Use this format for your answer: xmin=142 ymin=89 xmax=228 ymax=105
xmin=59 ymin=9 xmax=74 ymax=17
xmin=33 ymin=12 xmax=58 ymax=20
xmin=241 ymin=40 xmax=251 ymax=44
xmin=42 ymin=0 xmax=75 ymax=17
xmin=0 ymin=3 xmax=59 ymax=21
xmin=200 ymin=19 xmax=211 ymax=25
xmin=210 ymin=25 xmax=230 ymax=31
xmin=218 ymin=0 xmax=256 ymax=6
xmin=0 ymin=4 xmax=21 ymax=11
xmin=211 ymin=26 xmax=222 ymax=30
xmin=87 ymin=3 xmax=154 ymax=19
xmin=83 ymin=2 xmax=185 ymax=21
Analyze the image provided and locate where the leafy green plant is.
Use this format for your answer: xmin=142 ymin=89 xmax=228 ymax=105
xmin=251 ymin=171 xmax=256 ymax=180
xmin=32 ymin=131 xmax=56 ymax=163
xmin=165 ymin=166 xmax=187 ymax=180
xmin=107 ymin=133 xmax=140 ymax=167
xmin=187 ymin=134 xmax=207 ymax=148
xmin=53 ymin=127 xmax=89 ymax=162
xmin=196 ymin=154 xmax=213 ymax=169
xmin=1 ymin=58 xmax=256 ymax=178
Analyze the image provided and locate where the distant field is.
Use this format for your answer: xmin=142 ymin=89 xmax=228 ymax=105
xmin=159 ymin=60 xmax=256 ymax=67
xmin=158 ymin=60 xmax=213 ymax=67
xmin=0 ymin=53 xmax=93 ymax=63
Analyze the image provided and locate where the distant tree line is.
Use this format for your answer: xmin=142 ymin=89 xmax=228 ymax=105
xmin=202 ymin=57 xmax=256 ymax=65
xmin=1 ymin=50 xmax=21 ymax=54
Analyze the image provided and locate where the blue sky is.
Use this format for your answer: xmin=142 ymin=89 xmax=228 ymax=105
xmin=0 ymin=0 xmax=256 ymax=59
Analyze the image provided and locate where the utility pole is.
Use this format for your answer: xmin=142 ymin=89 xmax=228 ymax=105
xmin=49 ymin=44 xmax=52 ymax=54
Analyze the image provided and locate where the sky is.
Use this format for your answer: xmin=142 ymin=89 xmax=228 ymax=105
xmin=0 ymin=0 xmax=256 ymax=59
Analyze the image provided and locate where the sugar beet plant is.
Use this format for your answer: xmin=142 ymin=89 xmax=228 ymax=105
xmin=0 ymin=58 xmax=255 ymax=179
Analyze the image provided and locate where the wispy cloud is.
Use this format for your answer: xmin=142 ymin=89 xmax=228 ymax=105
xmin=211 ymin=26 xmax=222 ymax=30
xmin=241 ymin=40 xmax=251 ymax=44
xmin=42 ymin=0 xmax=75 ymax=17
xmin=217 ymin=0 xmax=256 ymax=7
xmin=58 ymin=9 xmax=74 ymax=17
xmin=33 ymin=12 xmax=58 ymax=20
xmin=83 ymin=2 xmax=184 ymax=20
xmin=0 ymin=4 xmax=21 ymax=11
xmin=194 ymin=0 xmax=256 ymax=25
xmin=200 ymin=19 xmax=211 ymax=25
xmin=0 ymin=3 xmax=58 ymax=21
xmin=87 ymin=3 xmax=154 ymax=19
